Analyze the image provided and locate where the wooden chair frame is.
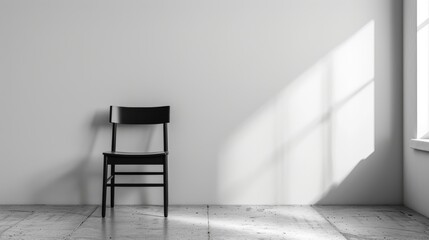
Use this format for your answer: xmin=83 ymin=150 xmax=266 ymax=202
xmin=101 ymin=106 xmax=170 ymax=218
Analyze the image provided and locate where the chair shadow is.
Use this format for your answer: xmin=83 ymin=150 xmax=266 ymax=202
xmin=32 ymin=110 xmax=109 ymax=204
xmin=32 ymin=109 xmax=162 ymax=205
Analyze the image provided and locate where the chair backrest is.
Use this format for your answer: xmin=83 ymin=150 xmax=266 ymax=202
xmin=109 ymin=106 xmax=170 ymax=152
xmin=110 ymin=106 xmax=170 ymax=124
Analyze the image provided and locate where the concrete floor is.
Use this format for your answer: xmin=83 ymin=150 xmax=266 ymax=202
xmin=0 ymin=206 xmax=428 ymax=239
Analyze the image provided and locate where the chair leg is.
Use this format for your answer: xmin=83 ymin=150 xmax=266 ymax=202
xmin=102 ymin=157 xmax=107 ymax=218
xmin=163 ymin=159 xmax=168 ymax=217
xmin=111 ymin=164 xmax=115 ymax=208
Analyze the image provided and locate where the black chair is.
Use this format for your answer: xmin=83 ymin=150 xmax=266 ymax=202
xmin=101 ymin=106 xmax=170 ymax=218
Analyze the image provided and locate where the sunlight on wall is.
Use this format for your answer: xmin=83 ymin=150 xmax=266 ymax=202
xmin=417 ymin=0 xmax=429 ymax=138
xmin=218 ymin=21 xmax=375 ymax=204
xmin=418 ymin=0 xmax=429 ymax=26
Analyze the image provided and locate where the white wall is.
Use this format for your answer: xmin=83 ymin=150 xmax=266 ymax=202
xmin=0 ymin=0 xmax=403 ymax=205
xmin=404 ymin=0 xmax=429 ymax=217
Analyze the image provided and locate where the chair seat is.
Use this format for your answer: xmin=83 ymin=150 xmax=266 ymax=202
xmin=103 ymin=151 xmax=168 ymax=158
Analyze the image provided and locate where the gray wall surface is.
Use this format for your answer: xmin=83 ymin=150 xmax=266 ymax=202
xmin=404 ymin=0 xmax=429 ymax=217
xmin=0 ymin=0 xmax=403 ymax=205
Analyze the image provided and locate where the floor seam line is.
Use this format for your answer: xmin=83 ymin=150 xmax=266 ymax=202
xmin=0 ymin=210 xmax=35 ymax=237
xmin=207 ymin=205 xmax=211 ymax=240
xmin=311 ymin=206 xmax=349 ymax=240
xmin=399 ymin=208 xmax=429 ymax=238
xmin=65 ymin=206 xmax=98 ymax=240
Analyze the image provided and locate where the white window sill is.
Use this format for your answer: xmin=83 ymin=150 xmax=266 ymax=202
xmin=410 ymin=138 xmax=429 ymax=152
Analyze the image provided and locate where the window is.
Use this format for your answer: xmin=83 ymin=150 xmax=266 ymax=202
xmin=410 ymin=0 xmax=429 ymax=151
